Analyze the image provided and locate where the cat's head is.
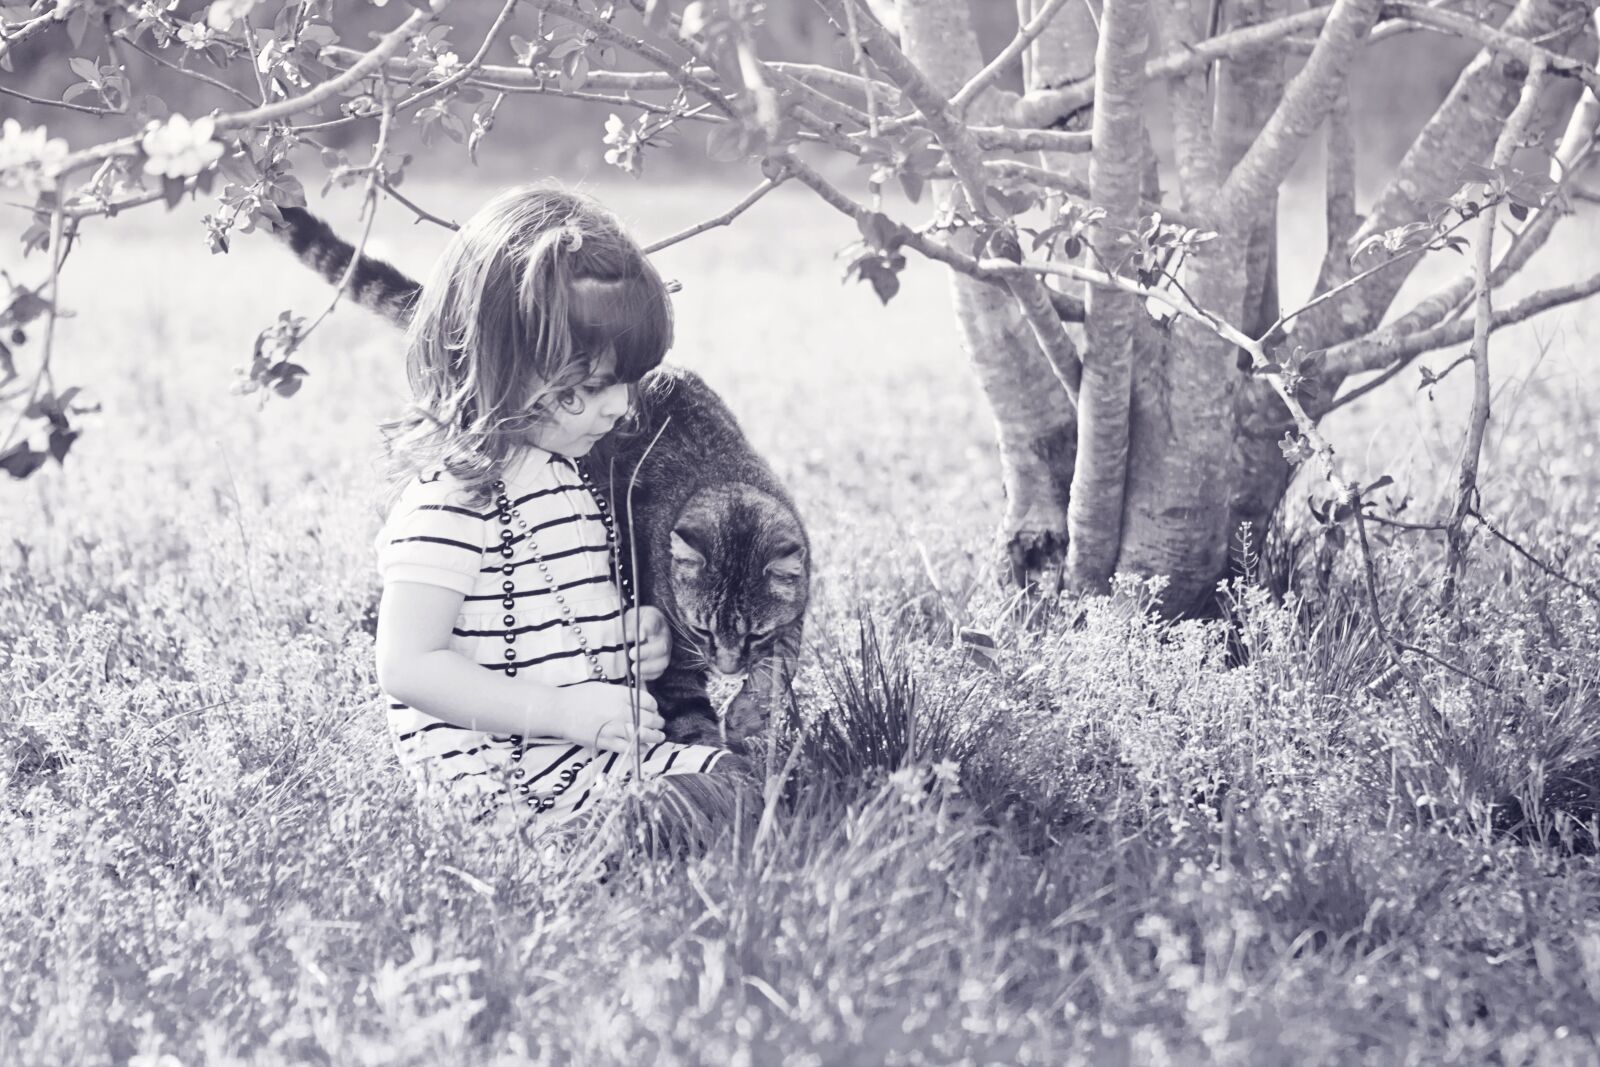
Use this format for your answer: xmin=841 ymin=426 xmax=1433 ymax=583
xmin=668 ymin=484 xmax=807 ymax=676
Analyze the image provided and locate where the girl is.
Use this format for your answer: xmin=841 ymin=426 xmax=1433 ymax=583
xmin=373 ymin=184 xmax=735 ymax=832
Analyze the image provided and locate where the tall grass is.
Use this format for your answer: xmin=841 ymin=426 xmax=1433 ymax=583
xmin=4 ymin=179 xmax=1600 ymax=1064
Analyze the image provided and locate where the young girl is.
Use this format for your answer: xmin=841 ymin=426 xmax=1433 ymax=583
xmin=373 ymin=184 xmax=733 ymax=832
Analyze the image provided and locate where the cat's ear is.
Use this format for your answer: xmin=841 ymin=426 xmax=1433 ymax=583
xmin=670 ymin=530 xmax=707 ymax=571
xmin=765 ymin=545 xmax=806 ymax=584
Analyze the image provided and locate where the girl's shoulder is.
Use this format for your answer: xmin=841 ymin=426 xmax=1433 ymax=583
xmin=384 ymin=465 xmax=492 ymax=523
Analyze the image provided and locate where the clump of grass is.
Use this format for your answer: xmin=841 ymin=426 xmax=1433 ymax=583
xmin=785 ymin=611 xmax=996 ymax=795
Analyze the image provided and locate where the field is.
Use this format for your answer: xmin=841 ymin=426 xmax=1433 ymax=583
xmin=5 ymin=170 xmax=1600 ymax=1065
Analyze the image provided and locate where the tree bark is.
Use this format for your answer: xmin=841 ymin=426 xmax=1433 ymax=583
xmin=1065 ymin=0 xmax=1150 ymax=591
xmin=899 ymin=0 xmax=1079 ymax=588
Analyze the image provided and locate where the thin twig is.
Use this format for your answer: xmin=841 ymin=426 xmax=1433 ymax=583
xmin=380 ymin=180 xmax=459 ymax=230
xmin=951 ymin=0 xmax=1069 ymax=116
xmin=1468 ymin=505 xmax=1600 ymax=604
xmin=0 ymin=82 xmax=118 ymax=115
xmin=1445 ymin=61 xmax=1545 ymax=605
xmin=643 ymin=177 xmax=785 ymax=254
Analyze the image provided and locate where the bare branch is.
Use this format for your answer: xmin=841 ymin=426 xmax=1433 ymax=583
xmin=1011 ymin=4 xmax=1337 ymax=127
xmin=380 ymin=180 xmax=459 ymax=231
xmin=1320 ymin=262 xmax=1600 ymax=372
xmin=1216 ymin=0 xmax=1380 ymax=228
xmin=1388 ymin=1 xmax=1600 ymax=96
xmin=0 ymin=82 xmax=118 ymax=116
xmin=1445 ymin=62 xmax=1547 ymax=603
xmin=0 ymin=9 xmax=59 ymax=69
xmin=642 ymin=177 xmax=785 ymax=254
xmin=950 ymin=0 xmax=1068 ymax=117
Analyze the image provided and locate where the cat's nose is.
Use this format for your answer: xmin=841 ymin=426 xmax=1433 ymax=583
xmin=712 ymin=646 xmax=744 ymax=675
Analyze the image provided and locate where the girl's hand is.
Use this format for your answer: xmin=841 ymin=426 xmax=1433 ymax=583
xmin=623 ymin=606 xmax=672 ymax=681
xmin=556 ymin=682 xmax=665 ymax=755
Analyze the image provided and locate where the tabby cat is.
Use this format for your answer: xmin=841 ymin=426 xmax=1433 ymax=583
xmin=271 ymin=206 xmax=809 ymax=746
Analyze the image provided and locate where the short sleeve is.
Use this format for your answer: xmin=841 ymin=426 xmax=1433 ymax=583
xmin=375 ymin=472 xmax=487 ymax=596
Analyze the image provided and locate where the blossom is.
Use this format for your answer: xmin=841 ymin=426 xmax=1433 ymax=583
xmin=177 ymin=21 xmax=217 ymax=49
xmin=0 ymin=119 xmax=69 ymax=195
xmin=429 ymin=50 xmax=461 ymax=80
xmin=141 ymin=114 xmax=225 ymax=179
xmin=930 ymin=759 xmax=961 ymax=792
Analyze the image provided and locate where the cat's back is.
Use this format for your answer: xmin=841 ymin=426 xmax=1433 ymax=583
xmin=627 ymin=365 xmax=787 ymax=500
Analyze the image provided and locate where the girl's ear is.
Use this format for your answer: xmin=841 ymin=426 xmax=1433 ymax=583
xmin=670 ymin=530 xmax=706 ymax=571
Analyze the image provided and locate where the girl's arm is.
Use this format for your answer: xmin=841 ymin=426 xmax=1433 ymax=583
xmin=375 ymin=580 xmax=665 ymax=750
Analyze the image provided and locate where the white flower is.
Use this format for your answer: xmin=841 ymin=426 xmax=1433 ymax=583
xmin=0 ymin=119 xmax=69 ymax=195
xmin=141 ymin=114 xmax=225 ymax=179
xmin=888 ymin=766 xmax=924 ymax=806
xmin=429 ymin=50 xmax=461 ymax=79
xmin=177 ymin=20 xmax=216 ymax=49
xmin=930 ymin=759 xmax=961 ymax=792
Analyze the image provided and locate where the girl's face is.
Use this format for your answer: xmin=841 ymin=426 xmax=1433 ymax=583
xmin=521 ymin=349 xmax=633 ymax=458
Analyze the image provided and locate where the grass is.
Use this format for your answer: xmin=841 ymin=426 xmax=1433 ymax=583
xmin=4 ymin=172 xmax=1600 ymax=1065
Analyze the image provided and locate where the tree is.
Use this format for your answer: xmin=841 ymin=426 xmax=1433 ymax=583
xmin=4 ymin=0 xmax=1599 ymax=619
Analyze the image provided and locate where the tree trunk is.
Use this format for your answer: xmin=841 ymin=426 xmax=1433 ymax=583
xmin=1227 ymin=0 xmax=1588 ymax=557
xmin=900 ymin=0 xmax=1080 ymax=589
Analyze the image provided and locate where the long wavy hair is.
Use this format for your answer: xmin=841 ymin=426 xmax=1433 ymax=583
xmin=382 ymin=184 xmax=673 ymax=503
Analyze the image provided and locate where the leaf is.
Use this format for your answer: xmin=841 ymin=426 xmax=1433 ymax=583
xmin=898 ymin=170 xmax=923 ymax=204
xmin=856 ymin=211 xmax=903 ymax=252
xmin=989 ymin=187 xmax=1036 ymax=217
xmin=67 ymin=55 xmax=102 ymax=83
xmin=62 ymin=81 xmax=97 ymax=103
xmin=0 ymin=440 xmax=48 ymax=479
xmin=162 ymin=175 xmax=189 ymax=209
xmin=47 ymin=426 xmax=78 ymax=463
xmin=560 ymin=50 xmax=589 ymax=90
xmin=1508 ymin=201 xmax=1529 ymax=222
xmin=706 ymin=123 xmax=744 ymax=163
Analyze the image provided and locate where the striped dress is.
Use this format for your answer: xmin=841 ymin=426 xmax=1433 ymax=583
xmin=375 ymin=445 xmax=727 ymax=826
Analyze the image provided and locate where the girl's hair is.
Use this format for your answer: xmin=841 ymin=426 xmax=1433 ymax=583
xmin=383 ymin=184 xmax=672 ymax=501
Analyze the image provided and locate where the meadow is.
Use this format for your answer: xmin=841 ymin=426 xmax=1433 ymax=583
xmin=4 ymin=168 xmax=1600 ymax=1065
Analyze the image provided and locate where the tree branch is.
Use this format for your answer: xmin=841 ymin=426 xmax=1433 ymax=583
xmin=525 ymin=0 xmax=738 ymax=118
xmin=642 ymin=177 xmax=785 ymax=253
xmin=1444 ymin=61 xmax=1547 ymax=603
xmin=50 ymin=3 xmax=451 ymax=179
xmin=1011 ymin=4 xmax=1338 ymax=127
xmin=1215 ymin=0 xmax=1380 ymax=228
xmin=950 ymin=0 xmax=1069 ymax=117
xmin=1388 ymin=1 xmax=1599 ymax=96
